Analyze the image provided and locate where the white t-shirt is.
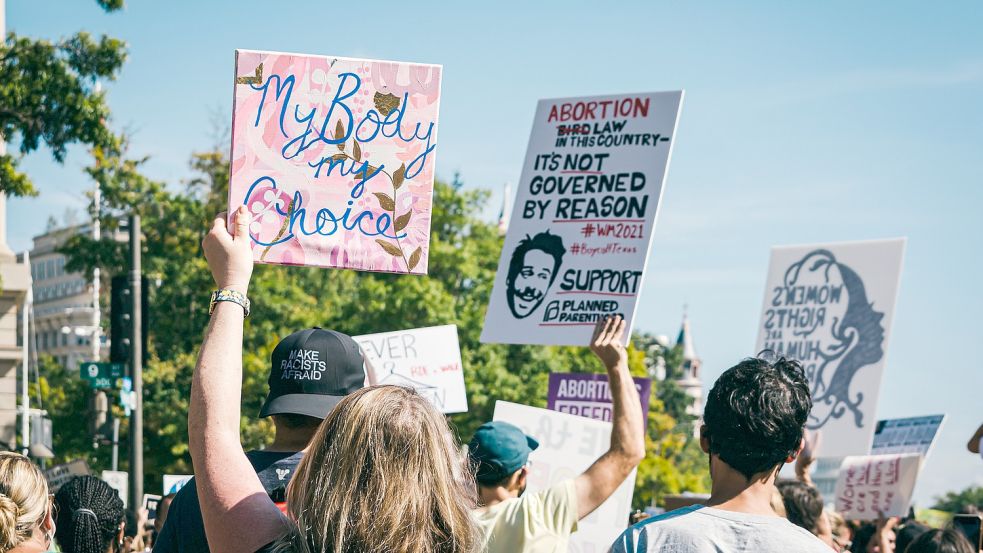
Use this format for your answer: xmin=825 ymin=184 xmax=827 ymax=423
xmin=473 ymin=480 xmax=579 ymax=553
xmin=611 ymin=505 xmax=832 ymax=553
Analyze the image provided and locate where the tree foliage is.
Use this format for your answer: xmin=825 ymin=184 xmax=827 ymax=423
xmin=53 ymin=143 xmax=708 ymax=505
xmin=933 ymin=486 xmax=983 ymax=513
xmin=0 ymin=0 xmax=126 ymax=196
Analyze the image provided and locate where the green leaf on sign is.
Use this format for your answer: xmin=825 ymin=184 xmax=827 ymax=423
xmin=373 ymin=192 xmax=395 ymax=211
xmin=394 ymin=210 xmax=412 ymax=231
xmin=375 ymin=239 xmax=402 ymax=256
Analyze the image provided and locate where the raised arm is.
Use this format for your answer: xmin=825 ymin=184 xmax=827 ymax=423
xmin=573 ymin=315 xmax=646 ymax=520
xmin=190 ymin=207 xmax=288 ymax=553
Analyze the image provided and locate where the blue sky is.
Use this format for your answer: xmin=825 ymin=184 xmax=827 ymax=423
xmin=8 ymin=1 xmax=982 ymax=505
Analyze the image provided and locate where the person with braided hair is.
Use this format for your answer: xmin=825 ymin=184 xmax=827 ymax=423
xmin=53 ymin=476 xmax=125 ymax=553
xmin=0 ymin=452 xmax=56 ymax=553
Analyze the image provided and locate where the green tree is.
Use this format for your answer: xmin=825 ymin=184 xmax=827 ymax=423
xmin=933 ymin=486 xmax=983 ymax=513
xmin=0 ymin=1 xmax=126 ymax=195
xmin=56 ymin=144 xmax=708 ymax=504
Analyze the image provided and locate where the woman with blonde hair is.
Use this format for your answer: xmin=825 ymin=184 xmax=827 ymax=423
xmin=0 ymin=452 xmax=56 ymax=553
xmin=191 ymin=208 xmax=479 ymax=553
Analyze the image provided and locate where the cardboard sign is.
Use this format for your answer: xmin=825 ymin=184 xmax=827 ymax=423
xmin=229 ymin=50 xmax=442 ymax=274
xmin=163 ymin=474 xmax=193 ymax=495
xmin=871 ymin=415 xmax=946 ymax=457
xmin=481 ymin=92 xmax=684 ymax=346
xmin=101 ymin=470 xmax=128 ymax=508
xmin=43 ymin=459 xmax=90 ymax=493
xmin=354 ymin=325 xmax=467 ymax=413
xmin=546 ymin=372 xmax=651 ymax=422
xmin=494 ymin=401 xmax=635 ymax=552
xmin=754 ymin=238 xmax=906 ymax=458
xmin=834 ymin=453 xmax=921 ymax=520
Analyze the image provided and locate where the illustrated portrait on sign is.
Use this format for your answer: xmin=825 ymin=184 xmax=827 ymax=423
xmin=505 ymin=231 xmax=566 ymax=319
xmin=783 ymin=249 xmax=886 ymax=431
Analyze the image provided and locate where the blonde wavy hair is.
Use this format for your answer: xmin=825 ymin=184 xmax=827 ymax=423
xmin=0 ymin=452 xmax=50 ymax=552
xmin=275 ymin=385 xmax=479 ymax=553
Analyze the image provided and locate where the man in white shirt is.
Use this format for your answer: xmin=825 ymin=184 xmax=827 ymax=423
xmin=611 ymin=356 xmax=832 ymax=553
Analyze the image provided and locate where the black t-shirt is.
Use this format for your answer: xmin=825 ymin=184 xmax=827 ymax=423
xmin=153 ymin=450 xmax=304 ymax=553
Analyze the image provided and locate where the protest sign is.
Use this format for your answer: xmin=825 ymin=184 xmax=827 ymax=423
xmin=494 ymin=401 xmax=635 ymax=552
xmin=101 ymin=470 xmax=128 ymax=508
xmin=354 ymin=325 xmax=467 ymax=413
xmin=43 ymin=459 xmax=90 ymax=492
xmin=229 ymin=50 xmax=442 ymax=274
xmin=163 ymin=474 xmax=193 ymax=495
xmin=481 ymin=92 xmax=684 ymax=346
xmin=143 ymin=494 xmax=162 ymax=521
xmin=546 ymin=372 xmax=650 ymax=423
xmin=871 ymin=414 xmax=946 ymax=457
xmin=754 ymin=238 xmax=905 ymax=458
xmin=834 ymin=453 xmax=921 ymax=520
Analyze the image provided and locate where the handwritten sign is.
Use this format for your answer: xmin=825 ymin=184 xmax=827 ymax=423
xmin=481 ymin=92 xmax=683 ymax=346
xmin=546 ymin=373 xmax=650 ymax=423
xmin=834 ymin=453 xmax=921 ymax=520
xmin=871 ymin=415 xmax=945 ymax=457
xmin=494 ymin=401 xmax=635 ymax=553
xmin=43 ymin=459 xmax=90 ymax=493
xmin=754 ymin=238 xmax=905 ymax=458
xmin=355 ymin=325 xmax=467 ymax=413
xmin=229 ymin=50 xmax=442 ymax=274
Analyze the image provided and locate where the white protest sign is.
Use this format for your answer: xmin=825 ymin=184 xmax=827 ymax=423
xmin=834 ymin=453 xmax=921 ymax=520
xmin=101 ymin=470 xmax=128 ymax=508
xmin=355 ymin=325 xmax=467 ymax=413
xmin=494 ymin=401 xmax=635 ymax=553
xmin=163 ymin=474 xmax=193 ymax=495
xmin=871 ymin=414 xmax=946 ymax=457
xmin=754 ymin=238 xmax=905 ymax=458
xmin=482 ymin=92 xmax=683 ymax=346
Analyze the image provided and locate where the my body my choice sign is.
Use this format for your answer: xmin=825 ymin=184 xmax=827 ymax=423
xmin=229 ymin=50 xmax=442 ymax=274
xmin=482 ymin=92 xmax=683 ymax=346
xmin=754 ymin=238 xmax=905 ymax=458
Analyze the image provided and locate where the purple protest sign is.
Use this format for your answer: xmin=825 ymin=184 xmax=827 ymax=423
xmin=546 ymin=372 xmax=651 ymax=422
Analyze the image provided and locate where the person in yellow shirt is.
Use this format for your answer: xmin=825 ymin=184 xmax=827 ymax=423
xmin=468 ymin=315 xmax=645 ymax=553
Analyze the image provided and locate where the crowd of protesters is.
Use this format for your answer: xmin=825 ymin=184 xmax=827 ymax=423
xmin=1 ymin=206 xmax=979 ymax=552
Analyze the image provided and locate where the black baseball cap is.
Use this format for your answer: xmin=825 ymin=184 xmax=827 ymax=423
xmin=259 ymin=328 xmax=366 ymax=419
xmin=468 ymin=421 xmax=540 ymax=484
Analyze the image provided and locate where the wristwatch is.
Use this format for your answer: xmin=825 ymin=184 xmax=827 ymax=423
xmin=209 ymin=289 xmax=250 ymax=317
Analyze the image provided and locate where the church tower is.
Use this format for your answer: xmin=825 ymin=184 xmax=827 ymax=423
xmin=675 ymin=311 xmax=703 ymax=419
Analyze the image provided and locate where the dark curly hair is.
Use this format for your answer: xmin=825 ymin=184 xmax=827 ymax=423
xmin=54 ymin=475 xmax=125 ymax=553
xmin=702 ymin=356 xmax=812 ymax=480
xmin=776 ymin=479 xmax=824 ymax=534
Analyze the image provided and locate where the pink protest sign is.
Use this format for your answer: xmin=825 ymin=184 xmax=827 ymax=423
xmin=834 ymin=453 xmax=921 ymax=520
xmin=229 ymin=50 xmax=442 ymax=274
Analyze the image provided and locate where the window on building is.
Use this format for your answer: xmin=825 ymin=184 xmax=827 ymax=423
xmin=61 ymin=332 xmax=67 ymax=347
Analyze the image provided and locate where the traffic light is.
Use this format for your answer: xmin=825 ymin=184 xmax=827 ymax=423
xmin=110 ymin=275 xmax=148 ymax=365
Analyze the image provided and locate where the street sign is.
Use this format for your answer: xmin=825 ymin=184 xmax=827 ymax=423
xmin=79 ymin=362 xmax=126 ymax=389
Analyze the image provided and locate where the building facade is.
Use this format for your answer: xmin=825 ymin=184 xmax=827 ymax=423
xmin=28 ymin=225 xmax=103 ymax=369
